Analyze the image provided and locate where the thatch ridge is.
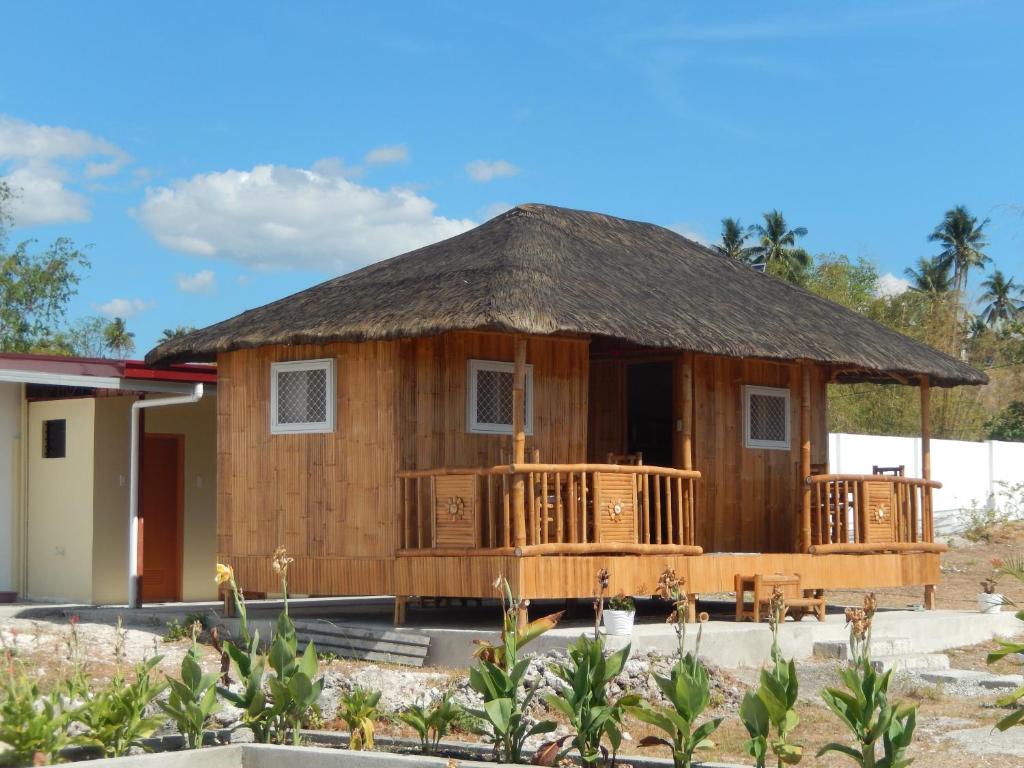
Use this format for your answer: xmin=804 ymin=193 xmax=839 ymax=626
xmin=146 ymin=203 xmax=986 ymax=387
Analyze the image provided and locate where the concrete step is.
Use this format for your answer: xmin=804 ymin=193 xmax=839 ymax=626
xmin=291 ymin=620 xmax=430 ymax=667
xmin=813 ymin=637 xmax=912 ymax=661
xmin=870 ymin=653 xmax=949 ymax=673
xmin=918 ymin=668 xmax=1023 ymax=689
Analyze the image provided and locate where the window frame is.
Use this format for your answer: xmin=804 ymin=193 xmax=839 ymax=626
xmin=270 ymin=358 xmax=336 ymax=435
xmin=466 ymin=358 xmax=534 ymax=436
xmin=742 ymin=384 xmax=791 ymax=451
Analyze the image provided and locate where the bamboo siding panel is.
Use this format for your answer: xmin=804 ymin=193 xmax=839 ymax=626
xmin=225 ymin=555 xmax=394 ymax=595
xmin=394 ymin=555 xmax=523 ymax=598
xmin=594 ymin=472 xmax=638 ymax=544
xmin=587 ymin=359 xmax=625 ymax=462
xmin=692 ymin=355 xmax=828 ymax=554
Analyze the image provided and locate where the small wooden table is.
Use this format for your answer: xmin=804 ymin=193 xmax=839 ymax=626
xmin=734 ymin=573 xmax=826 ymax=622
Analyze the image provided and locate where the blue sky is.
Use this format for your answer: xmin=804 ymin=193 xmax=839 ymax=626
xmin=1 ymin=1 xmax=1022 ymax=355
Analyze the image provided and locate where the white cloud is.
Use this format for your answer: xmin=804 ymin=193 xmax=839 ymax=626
xmin=94 ymin=297 xmax=154 ymax=319
xmin=137 ymin=163 xmax=476 ymax=272
xmin=0 ymin=115 xmax=130 ymax=226
xmin=176 ymin=269 xmax=216 ymax=294
xmin=364 ymin=144 xmax=408 ymax=165
xmin=876 ymin=272 xmax=911 ymax=298
xmin=466 ymin=159 xmax=519 ymax=182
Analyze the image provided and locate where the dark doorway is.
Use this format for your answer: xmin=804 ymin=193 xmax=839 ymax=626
xmin=626 ymin=362 xmax=674 ymax=467
xmin=140 ymin=433 xmax=184 ymax=602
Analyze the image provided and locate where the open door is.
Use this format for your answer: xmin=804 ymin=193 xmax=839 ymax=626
xmin=626 ymin=362 xmax=674 ymax=467
xmin=140 ymin=433 xmax=184 ymax=602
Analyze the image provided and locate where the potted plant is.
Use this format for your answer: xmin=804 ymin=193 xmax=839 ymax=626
xmin=978 ymin=561 xmax=1003 ymax=614
xmin=603 ymin=593 xmax=636 ymax=635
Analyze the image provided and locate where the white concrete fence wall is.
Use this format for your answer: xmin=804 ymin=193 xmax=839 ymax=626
xmin=828 ymin=432 xmax=1024 ymax=534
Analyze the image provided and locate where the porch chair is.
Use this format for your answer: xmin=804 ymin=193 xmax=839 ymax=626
xmin=734 ymin=573 xmax=826 ymax=623
xmin=872 ymin=465 xmax=905 ymax=476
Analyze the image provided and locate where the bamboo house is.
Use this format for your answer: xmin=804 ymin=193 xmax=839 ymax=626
xmin=147 ymin=204 xmax=986 ymax=622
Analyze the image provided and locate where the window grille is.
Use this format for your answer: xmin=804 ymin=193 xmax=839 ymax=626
xmin=467 ymin=359 xmax=533 ymax=435
xmin=271 ymin=359 xmax=335 ymax=434
xmin=743 ymin=385 xmax=790 ymax=450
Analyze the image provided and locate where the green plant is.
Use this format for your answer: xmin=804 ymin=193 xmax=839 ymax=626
xmin=75 ymin=656 xmax=167 ymax=758
xmin=607 ymin=593 xmax=635 ymax=612
xmin=540 ymin=634 xmax=630 ymax=767
xmin=159 ymin=639 xmax=220 ymax=749
xmin=0 ymin=654 xmax=79 ymax=766
xmin=163 ymin=613 xmax=208 ymax=643
xmin=396 ymin=689 xmax=465 ymax=755
xmin=623 ymin=568 xmax=721 ymax=768
xmin=217 ymin=549 xmax=324 ymax=746
xmin=338 ymin=686 xmax=382 ymax=750
xmin=818 ymin=593 xmax=917 ymax=767
xmin=740 ymin=587 xmax=802 ymax=767
xmin=468 ymin=576 xmax=561 ymax=763
xmin=986 ymin=555 xmax=1024 ymax=730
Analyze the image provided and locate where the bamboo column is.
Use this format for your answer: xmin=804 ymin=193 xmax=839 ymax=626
xmin=681 ymin=352 xmax=694 ymax=471
xmin=511 ymin=337 xmax=528 ymax=548
xmin=921 ymin=376 xmax=936 ymax=610
xmin=800 ymin=362 xmax=812 ymax=553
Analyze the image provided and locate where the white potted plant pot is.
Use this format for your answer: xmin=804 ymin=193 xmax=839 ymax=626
xmin=603 ymin=608 xmax=635 ymax=636
xmin=978 ymin=592 xmax=1003 ymax=614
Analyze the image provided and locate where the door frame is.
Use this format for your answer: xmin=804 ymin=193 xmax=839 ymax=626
xmin=140 ymin=432 xmax=185 ymax=603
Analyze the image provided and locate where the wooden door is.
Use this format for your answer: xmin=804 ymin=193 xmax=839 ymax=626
xmin=140 ymin=434 xmax=184 ymax=602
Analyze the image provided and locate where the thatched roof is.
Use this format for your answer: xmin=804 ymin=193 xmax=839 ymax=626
xmin=147 ymin=203 xmax=985 ymax=387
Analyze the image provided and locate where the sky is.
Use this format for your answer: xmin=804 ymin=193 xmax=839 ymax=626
xmin=1 ymin=1 xmax=1022 ymax=355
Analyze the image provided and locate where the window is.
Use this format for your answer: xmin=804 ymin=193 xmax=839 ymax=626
xmin=467 ymin=359 xmax=533 ymax=435
xmin=43 ymin=419 xmax=67 ymax=458
xmin=743 ymin=385 xmax=790 ymax=450
xmin=270 ymin=359 xmax=335 ymax=434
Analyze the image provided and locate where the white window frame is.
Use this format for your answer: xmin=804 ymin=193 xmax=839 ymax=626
xmin=270 ymin=358 xmax=336 ymax=435
xmin=467 ymin=359 xmax=534 ymax=435
xmin=743 ymin=385 xmax=791 ymax=450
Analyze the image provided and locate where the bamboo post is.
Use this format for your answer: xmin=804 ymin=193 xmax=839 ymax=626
xmin=682 ymin=352 xmax=694 ymax=471
xmin=800 ymin=363 xmax=812 ymax=552
xmin=511 ymin=337 xmax=527 ymax=548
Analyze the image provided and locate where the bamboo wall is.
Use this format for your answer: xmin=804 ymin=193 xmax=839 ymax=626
xmin=216 ymin=332 xmax=589 ymax=595
xmin=586 ymin=354 xmax=828 ymax=554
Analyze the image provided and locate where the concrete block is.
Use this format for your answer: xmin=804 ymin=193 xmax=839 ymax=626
xmin=871 ymin=653 xmax=950 ymax=673
xmin=918 ymin=669 xmax=986 ymax=685
xmin=814 ymin=637 xmax=911 ymax=660
xmin=977 ymin=674 xmax=1024 ymax=690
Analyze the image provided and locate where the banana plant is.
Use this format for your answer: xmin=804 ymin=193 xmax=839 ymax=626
xmin=160 ymin=643 xmax=220 ymax=749
xmin=818 ymin=660 xmax=916 ymax=768
xmin=622 ymin=652 xmax=722 ymax=768
xmin=538 ymin=634 xmax=630 ymax=767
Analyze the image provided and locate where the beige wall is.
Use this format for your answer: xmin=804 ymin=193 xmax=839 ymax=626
xmin=26 ymin=398 xmax=95 ymax=603
xmin=145 ymin=395 xmax=218 ymax=601
xmin=91 ymin=397 xmax=133 ymax=604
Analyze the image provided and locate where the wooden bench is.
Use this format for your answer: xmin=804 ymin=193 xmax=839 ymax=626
xmin=734 ymin=573 xmax=826 ymax=623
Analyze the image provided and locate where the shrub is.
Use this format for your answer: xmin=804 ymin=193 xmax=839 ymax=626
xmin=75 ymin=656 xmax=167 ymax=758
xmin=338 ymin=686 xmax=383 ymax=751
xmin=0 ymin=655 xmax=79 ymax=766
xmin=607 ymin=593 xmax=635 ymax=612
xmin=159 ymin=639 xmax=220 ymax=749
xmin=396 ymin=689 xmax=465 ymax=755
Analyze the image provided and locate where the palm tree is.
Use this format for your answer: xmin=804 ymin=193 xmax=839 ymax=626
xmin=747 ymin=210 xmax=811 ymax=279
xmin=904 ymin=257 xmax=953 ymax=297
xmin=159 ymin=325 xmax=195 ymax=343
xmin=103 ymin=317 xmax=135 ymax=358
xmin=928 ymin=206 xmax=991 ymax=308
xmin=979 ymin=270 xmax=1023 ymax=328
xmin=713 ymin=218 xmax=755 ymax=262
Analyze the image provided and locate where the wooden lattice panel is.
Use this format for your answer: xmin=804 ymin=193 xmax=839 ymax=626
xmin=863 ymin=481 xmax=895 ymax=545
xmin=433 ymin=475 xmax=478 ymax=548
xmin=594 ymin=472 xmax=637 ymax=544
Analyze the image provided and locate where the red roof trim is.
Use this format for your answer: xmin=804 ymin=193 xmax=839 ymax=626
xmin=0 ymin=352 xmax=216 ymax=385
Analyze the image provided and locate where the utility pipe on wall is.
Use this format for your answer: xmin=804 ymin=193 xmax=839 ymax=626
xmin=128 ymin=383 xmax=203 ymax=608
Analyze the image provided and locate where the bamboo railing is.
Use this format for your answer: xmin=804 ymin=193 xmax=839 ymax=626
xmin=805 ymin=474 xmax=944 ymax=553
xmin=397 ymin=463 xmax=701 ymax=555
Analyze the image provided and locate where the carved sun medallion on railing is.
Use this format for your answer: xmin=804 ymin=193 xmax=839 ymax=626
xmin=873 ymin=504 xmax=887 ymax=523
xmin=445 ymin=496 xmax=467 ymax=522
xmin=607 ymin=499 xmax=624 ymax=523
